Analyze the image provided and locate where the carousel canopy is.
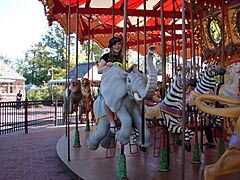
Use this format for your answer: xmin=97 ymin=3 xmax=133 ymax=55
xmin=39 ymin=0 xmax=240 ymax=62
xmin=40 ymin=0 xmax=196 ymax=57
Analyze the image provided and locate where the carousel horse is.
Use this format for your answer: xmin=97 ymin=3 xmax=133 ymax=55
xmin=145 ymin=66 xmax=194 ymax=152
xmin=81 ymin=78 xmax=94 ymax=121
xmin=186 ymin=60 xmax=226 ymax=148
xmin=87 ymin=46 xmax=157 ymax=150
xmin=187 ymin=60 xmax=226 ymax=105
xmin=219 ymin=62 xmax=240 ymax=102
xmin=195 ymin=95 xmax=240 ymax=180
xmin=63 ymin=80 xmax=83 ymax=114
xmin=160 ymin=66 xmax=194 ymax=151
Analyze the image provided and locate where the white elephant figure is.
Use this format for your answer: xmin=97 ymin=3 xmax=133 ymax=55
xmin=87 ymin=46 xmax=158 ymax=150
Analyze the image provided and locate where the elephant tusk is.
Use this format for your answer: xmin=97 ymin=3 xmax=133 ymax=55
xmin=134 ymin=92 xmax=143 ymax=101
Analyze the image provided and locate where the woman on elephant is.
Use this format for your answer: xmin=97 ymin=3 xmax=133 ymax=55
xmin=97 ymin=37 xmax=123 ymax=132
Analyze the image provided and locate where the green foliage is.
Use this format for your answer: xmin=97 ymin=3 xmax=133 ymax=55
xmin=16 ymin=22 xmax=104 ymax=86
xmin=27 ymin=85 xmax=64 ymax=101
xmin=0 ymin=55 xmax=12 ymax=65
xmin=82 ymin=40 xmax=103 ymax=62
xmin=16 ymin=22 xmax=68 ymax=86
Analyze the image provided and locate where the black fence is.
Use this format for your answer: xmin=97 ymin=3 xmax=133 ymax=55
xmin=0 ymin=99 xmax=64 ymax=135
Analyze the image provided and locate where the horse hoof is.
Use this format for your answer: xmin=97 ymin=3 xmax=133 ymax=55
xmin=139 ymin=145 xmax=147 ymax=152
xmin=185 ymin=142 xmax=191 ymax=152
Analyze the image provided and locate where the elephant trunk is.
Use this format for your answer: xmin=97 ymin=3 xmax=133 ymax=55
xmin=138 ymin=46 xmax=158 ymax=99
xmin=195 ymin=94 xmax=240 ymax=118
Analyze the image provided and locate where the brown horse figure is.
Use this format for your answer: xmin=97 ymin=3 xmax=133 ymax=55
xmin=81 ymin=78 xmax=94 ymax=122
xmin=63 ymin=80 xmax=82 ymax=114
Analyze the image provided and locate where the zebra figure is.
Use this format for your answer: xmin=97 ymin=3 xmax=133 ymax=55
xmin=187 ymin=60 xmax=225 ymax=148
xmin=160 ymin=66 xmax=194 ymax=151
xmin=195 ymin=61 xmax=225 ymax=95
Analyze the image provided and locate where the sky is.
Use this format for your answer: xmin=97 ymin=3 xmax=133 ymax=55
xmin=0 ymin=0 xmax=48 ymax=60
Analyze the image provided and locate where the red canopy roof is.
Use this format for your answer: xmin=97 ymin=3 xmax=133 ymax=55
xmin=40 ymin=0 xmax=228 ymax=57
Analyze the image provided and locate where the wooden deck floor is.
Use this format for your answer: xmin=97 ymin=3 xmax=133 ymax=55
xmin=56 ymin=127 xmax=240 ymax=180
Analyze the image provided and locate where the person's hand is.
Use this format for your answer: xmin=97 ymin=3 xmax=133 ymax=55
xmin=107 ymin=62 xmax=113 ymax=67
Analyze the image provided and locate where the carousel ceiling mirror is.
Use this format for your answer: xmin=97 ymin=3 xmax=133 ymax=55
xmin=207 ymin=17 xmax=222 ymax=46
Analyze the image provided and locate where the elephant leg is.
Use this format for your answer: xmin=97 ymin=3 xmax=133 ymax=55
xmin=204 ymin=149 xmax=240 ymax=180
xmin=116 ymin=107 xmax=132 ymax=145
xmin=87 ymin=118 xmax=110 ymax=150
xmin=132 ymin=108 xmax=151 ymax=147
xmin=100 ymin=130 xmax=116 ymax=148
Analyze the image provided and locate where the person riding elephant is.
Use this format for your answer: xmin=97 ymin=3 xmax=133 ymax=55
xmin=87 ymin=40 xmax=157 ymax=150
xmin=97 ymin=37 xmax=124 ymax=132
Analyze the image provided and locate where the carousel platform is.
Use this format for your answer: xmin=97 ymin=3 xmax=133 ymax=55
xmin=56 ymin=126 xmax=240 ymax=180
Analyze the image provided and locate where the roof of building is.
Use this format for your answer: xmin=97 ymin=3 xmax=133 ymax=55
xmin=64 ymin=62 xmax=96 ymax=80
xmin=48 ymin=62 xmax=99 ymax=85
xmin=0 ymin=64 xmax=26 ymax=82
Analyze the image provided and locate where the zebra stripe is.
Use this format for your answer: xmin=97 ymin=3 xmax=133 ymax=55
xmin=161 ymin=70 xmax=194 ymax=142
xmin=195 ymin=61 xmax=224 ymax=127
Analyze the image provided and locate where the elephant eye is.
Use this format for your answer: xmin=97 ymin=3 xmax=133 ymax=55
xmin=128 ymin=78 xmax=131 ymax=83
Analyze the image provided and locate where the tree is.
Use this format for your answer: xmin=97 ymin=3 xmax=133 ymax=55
xmin=82 ymin=40 xmax=103 ymax=62
xmin=0 ymin=55 xmax=13 ymax=66
xmin=16 ymin=22 xmax=104 ymax=86
xmin=16 ymin=22 xmax=71 ymax=86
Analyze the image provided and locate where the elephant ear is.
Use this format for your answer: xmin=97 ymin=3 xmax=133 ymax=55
xmin=100 ymin=65 xmax=128 ymax=112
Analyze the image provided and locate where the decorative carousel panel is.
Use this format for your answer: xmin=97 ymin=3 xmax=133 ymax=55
xmin=208 ymin=17 xmax=222 ymax=46
xmin=201 ymin=2 xmax=240 ymax=65
xmin=202 ymin=11 xmax=230 ymax=50
xmin=225 ymin=4 xmax=240 ymax=65
xmin=228 ymin=5 xmax=240 ymax=44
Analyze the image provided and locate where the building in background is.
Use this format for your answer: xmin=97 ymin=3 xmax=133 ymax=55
xmin=0 ymin=64 xmax=26 ymax=101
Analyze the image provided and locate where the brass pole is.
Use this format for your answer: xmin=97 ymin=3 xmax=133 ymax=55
xmin=112 ymin=0 xmax=115 ymax=37
xmin=160 ymin=0 xmax=166 ymax=98
xmin=123 ymin=0 xmax=128 ymax=69
xmin=141 ymin=0 xmax=147 ymax=148
xmin=75 ymin=1 xmax=79 ymax=80
xmin=87 ymin=17 xmax=91 ymax=79
xmin=172 ymin=0 xmax=176 ymax=77
xmin=144 ymin=0 xmax=147 ymax=74
xmin=181 ymin=0 xmax=186 ymax=179
xmin=137 ymin=17 xmax=140 ymax=70
xmin=67 ymin=0 xmax=71 ymax=162
xmin=190 ymin=0 xmax=196 ymax=80
xmin=221 ymin=0 xmax=225 ymax=84
xmin=173 ymin=0 xmax=177 ymax=72
xmin=65 ymin=15 xmax=68 ymax=138
xmin=91 ymin=31 xmax=94 ymax=94
xmin=75 ymin=0 xmax=79 ymax=143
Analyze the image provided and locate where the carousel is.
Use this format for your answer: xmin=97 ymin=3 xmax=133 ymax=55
xmin=39 ymin=0 xmax=240 ymax=179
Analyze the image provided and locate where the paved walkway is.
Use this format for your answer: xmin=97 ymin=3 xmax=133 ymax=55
xmin=0 ymin=126 xmax=77 ymax=180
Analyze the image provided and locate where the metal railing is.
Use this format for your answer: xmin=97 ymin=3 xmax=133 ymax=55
xmin=0 ymin=99 xmax=64 ymax=135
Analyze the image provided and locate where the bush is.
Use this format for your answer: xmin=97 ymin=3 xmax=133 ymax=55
xmin=27 ymin=85 xmax=64 ymax=101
